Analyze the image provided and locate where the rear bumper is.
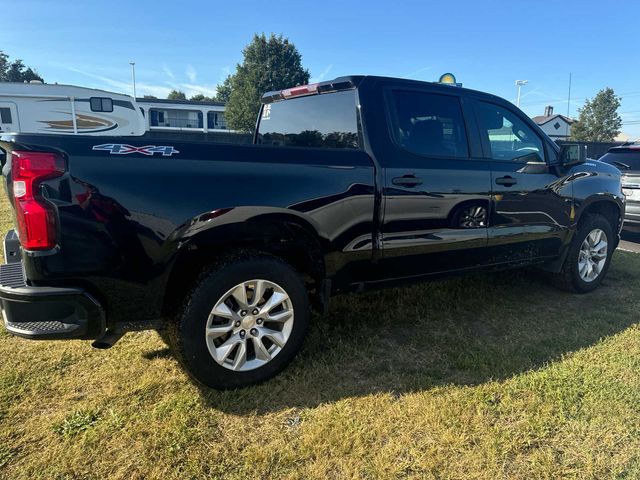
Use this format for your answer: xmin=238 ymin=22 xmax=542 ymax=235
xmin=0 ymin=261 xmax=105 ymax=340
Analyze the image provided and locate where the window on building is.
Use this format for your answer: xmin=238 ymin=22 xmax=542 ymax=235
xmin=207 ymin=111 xmax=227 ymax=129
xmin=257 ymin=90 xmax=359 ymax=149
xmin=388 ymin=90 xmax=469 ymax=158
xmin=149 ymin=108 xmax=201 ymax=128
xmin=0 ymin=108 xmax=12 ymax=124
xmin=476 ymin=102 xmax=544 ymax=162
xmin=90 ymin=97 xmax=114 ymax=112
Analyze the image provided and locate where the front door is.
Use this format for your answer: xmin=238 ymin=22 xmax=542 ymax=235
xmin=473 ymin=100 xmax=573 ymax=263
xmin=377 ymin=88 xmax=492 ymax=280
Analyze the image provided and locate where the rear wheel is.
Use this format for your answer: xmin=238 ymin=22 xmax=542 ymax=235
xmin=553 ymin=213 xmax=615 ymax=293
xmin=168 ymin=255 xmax=310 ymax=389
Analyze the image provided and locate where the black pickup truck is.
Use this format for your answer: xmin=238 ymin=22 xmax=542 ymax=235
xmin=0 ymin=76 xmax=625 ymax=388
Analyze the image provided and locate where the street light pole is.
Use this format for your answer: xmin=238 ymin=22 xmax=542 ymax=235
xmin=129 ymin=61 xmax=136 ymax=99
xmin=515 ymin=79 xmax=528 ymax=107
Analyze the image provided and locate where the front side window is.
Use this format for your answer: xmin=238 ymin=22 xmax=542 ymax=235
xmin=476 ymin=102 xmax=544 ymax=162
xmin=389 ymin=90 xmax=469 ymax=158
xmin=257 ymin=90 xmax=359 ymax=149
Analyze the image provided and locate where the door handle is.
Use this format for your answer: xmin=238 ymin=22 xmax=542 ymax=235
xmin=392 ymin=175 xmax=423 ymax=187
xmin=495 ymin=176 xmax=517 ymax=186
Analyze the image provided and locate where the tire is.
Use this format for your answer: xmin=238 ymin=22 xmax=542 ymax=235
xmin=553 ymin=213 xmax=615 ymax=293
xmin=168 ymin=254 xmax=310 ymax=389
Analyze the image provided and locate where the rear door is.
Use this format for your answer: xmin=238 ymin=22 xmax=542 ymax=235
xmin=0 ymin=102 xmax=18 ymax=133
xmin=473 ymin=100 xmax=573 ymax=262
xmin=376 ymin=87 xmax=492 ymax=279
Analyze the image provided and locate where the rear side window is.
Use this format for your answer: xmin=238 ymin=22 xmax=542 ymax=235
xmin=257 ymin=90 xmax=359 ymax=149
xmin=389 ymin=90 xmax=469 ymax=158
xmin=90 ymin=97 xmax=114 ymax=112
xmin=601 ymin=151 xmax=640 ymax=171
xmin=0 ymin=107 xmax=12 ymax=124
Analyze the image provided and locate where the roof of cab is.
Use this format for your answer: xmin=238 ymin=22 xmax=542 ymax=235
xmin=261 ymin=74 xmax=508 ymax=106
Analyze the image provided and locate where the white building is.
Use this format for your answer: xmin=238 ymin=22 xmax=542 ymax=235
xmin=532 ymin=105 xmax=575 ymax=140
xmin=136 ymin=97 xmax=228 ymax=134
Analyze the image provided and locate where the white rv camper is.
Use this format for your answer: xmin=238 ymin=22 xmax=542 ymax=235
xmin=0 ymin=82 xmax=145 ymax=136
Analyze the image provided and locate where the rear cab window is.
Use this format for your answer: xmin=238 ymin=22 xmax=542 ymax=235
xmin=256 ymin=90 xmax=359 ymax=149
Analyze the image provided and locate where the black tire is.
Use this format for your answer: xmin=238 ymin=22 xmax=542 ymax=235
xmin=168 ymin=254 xmax=310 ymax=389
xmin=553 ymin=213 xmax=615 ymax=293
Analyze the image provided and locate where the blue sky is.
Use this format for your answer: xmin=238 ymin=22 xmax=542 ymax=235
xmin=4 ymin=0 xmax=640 ymax=138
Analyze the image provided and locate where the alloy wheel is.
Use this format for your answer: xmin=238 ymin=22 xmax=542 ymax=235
xmin=458 ymin=206 xmax=487 ymax=228
xmin=205 ymin=279 xmax=294 ymax=371
xmin=578 ymin=228 xmax=608 ymax=282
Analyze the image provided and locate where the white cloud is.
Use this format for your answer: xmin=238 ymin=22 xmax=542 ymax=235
xmin=402 ymin=66 xmax=432 ymax=79
xmin=162 ymin=64 xmax=175 ymax=80
xmin=310 ymin=64 xmax=333 ymax=83
xmin=67 ymin=66 xmax=171 ymax=98
xmin=178 ymin=82 xmax=218 ymax=98
xmin=62 ymin=65 xmax=220 ymax=100
xmin=186 ymin=64 xmax=197 ymax=83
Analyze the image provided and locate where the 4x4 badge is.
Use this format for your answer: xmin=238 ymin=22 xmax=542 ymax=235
xmin=92 ymin=144 xmax=180 ymax=156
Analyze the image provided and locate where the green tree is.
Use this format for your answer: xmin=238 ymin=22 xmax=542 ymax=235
xmin=0 ymin=51 xmax=43 ymax=82
xmin=190 ymin=93 xmax=215 ymax=102
xmin=223 ymin=33 xmax=310 ymax=132
xmin=216 ymin=76 xmax=233 ymax=103
xmin=167 ymin=90 xmax=186 ymax=100
xmin=571 ymin=88 xmax=622 ymax=142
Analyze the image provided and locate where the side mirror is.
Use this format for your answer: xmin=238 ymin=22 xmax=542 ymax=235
xmin=559 ymin=143 xmax=586 ymax=167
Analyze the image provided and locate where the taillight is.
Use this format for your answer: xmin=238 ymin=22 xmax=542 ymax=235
xmin=11 ymin=151 xmax=65 ymax=250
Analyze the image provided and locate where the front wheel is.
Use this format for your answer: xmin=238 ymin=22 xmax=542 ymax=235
xmin=553 ymin=213 xmax=615 ymax=293
xmin=169 ymin=255 xmax=310 ymax=389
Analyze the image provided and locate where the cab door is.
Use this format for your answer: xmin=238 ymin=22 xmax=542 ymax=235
xmin=375 ymin=87 xmax=492 ymax=279
xmin=472 ymin=100 xmax=573 ymax=263
xmin=0 ymin=102 xmax=19 ymax=133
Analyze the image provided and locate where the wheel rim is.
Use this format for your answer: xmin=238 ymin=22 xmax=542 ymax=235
xmin=459 ymin=206 xmax=487 ymax=228
xmin=578 ymin=228 xmax=608 ymax=283
xmin=205 ymin=279 xmax=294 ymax=371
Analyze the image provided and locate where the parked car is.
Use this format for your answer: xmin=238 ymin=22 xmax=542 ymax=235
xmin=0 ymin=75 xmax=625 ymax=388
xmin=600 ymin=144 xmax=640 ymax=231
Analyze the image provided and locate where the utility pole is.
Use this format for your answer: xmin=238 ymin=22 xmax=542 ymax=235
xmin=515 ymin=80 xmax=528 ymax=107
xmin=129 ymin=61 xmax=137 ymax=99
xmin=566 ymin=72 xmax=572 ymax=118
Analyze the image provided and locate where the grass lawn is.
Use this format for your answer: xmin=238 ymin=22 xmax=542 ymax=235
xmin=1 ymin=196 xmax=640 ymax=479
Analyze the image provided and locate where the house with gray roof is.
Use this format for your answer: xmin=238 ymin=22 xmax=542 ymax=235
xmin=532 ymin=105 xmax=575 ymax=140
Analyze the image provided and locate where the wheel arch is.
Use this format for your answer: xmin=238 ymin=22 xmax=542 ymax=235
xmin=576 ymin=196 xmax=623 ymax=234
xmin=161 ymin=211 xmax=327 ymax=318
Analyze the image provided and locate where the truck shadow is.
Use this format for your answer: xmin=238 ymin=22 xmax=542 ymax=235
xmin=191 ymin=255 xmax=639 ymax=415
